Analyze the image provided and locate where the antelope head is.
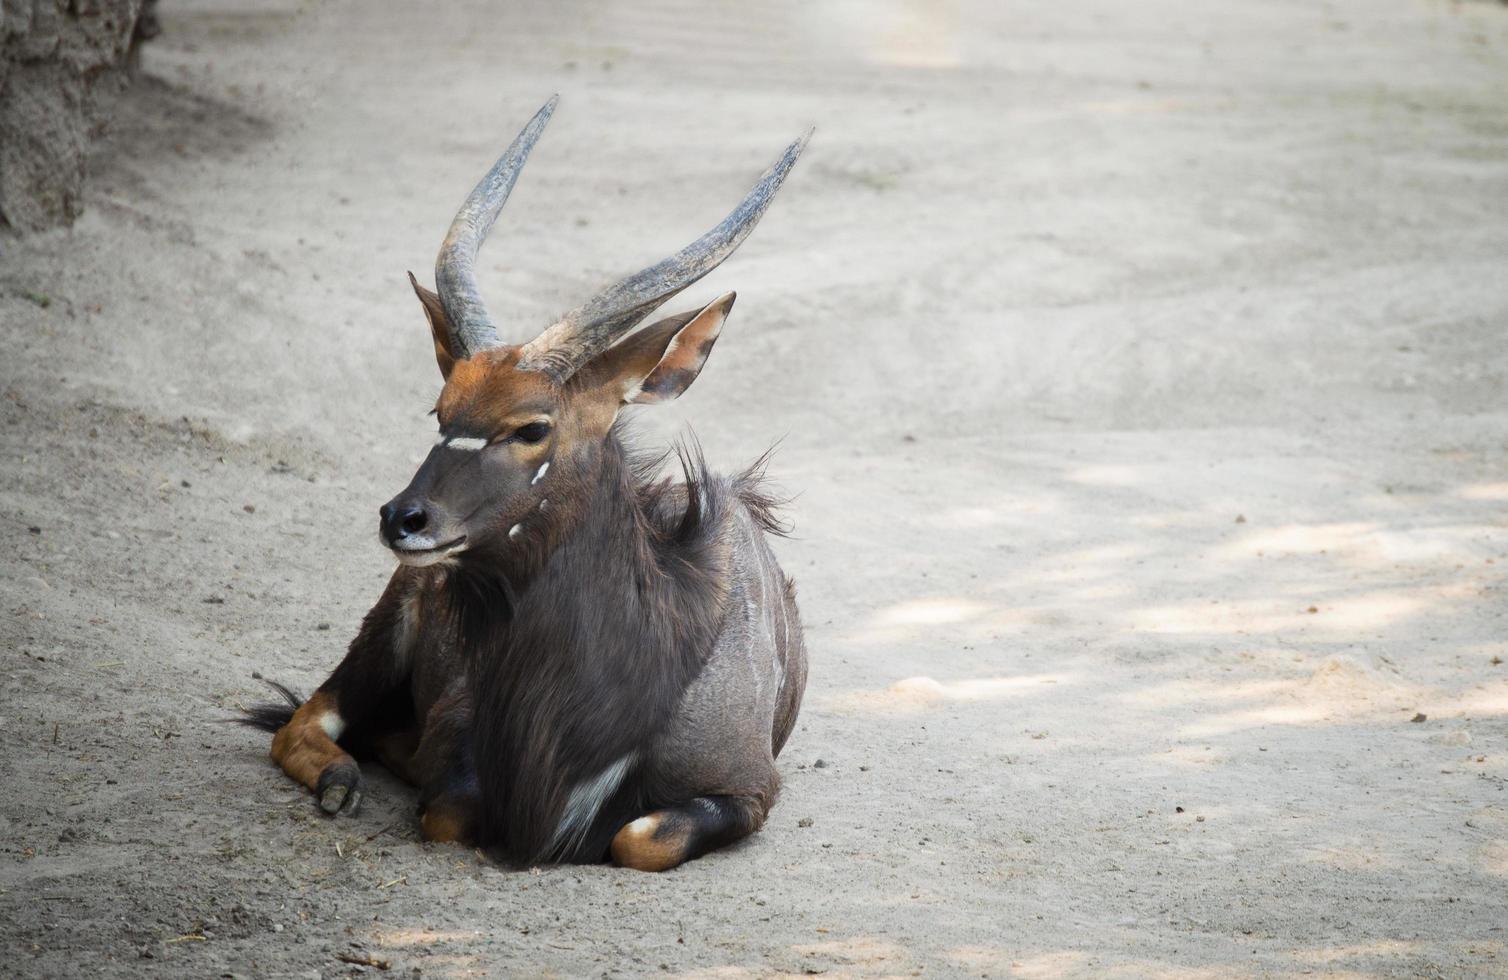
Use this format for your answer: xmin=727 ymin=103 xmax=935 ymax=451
xmin=378 ymin=97 xmax=808 ymax=566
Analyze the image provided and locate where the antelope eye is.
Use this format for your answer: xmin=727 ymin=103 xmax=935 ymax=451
xmin=512 ymin=421 xmax=551 ymax=444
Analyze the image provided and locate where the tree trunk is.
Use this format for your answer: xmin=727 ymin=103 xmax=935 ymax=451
xmin=0 ymin=0 xmax=155 ymax=233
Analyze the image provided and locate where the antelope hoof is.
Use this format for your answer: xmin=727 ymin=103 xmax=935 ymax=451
xmin=316 ymin=760 xmax=363 ymax=816
xmin=419 ymin=800 xmax=476 ymax=845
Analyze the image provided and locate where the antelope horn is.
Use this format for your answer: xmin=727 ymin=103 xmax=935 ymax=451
xmin=434 ymin=95 xmax=559 ymax=357
xmin=517 ymin=128 xmax=812 ymax=382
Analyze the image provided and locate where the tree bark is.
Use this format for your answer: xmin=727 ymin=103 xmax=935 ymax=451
xmin=0 ymin=0 xmax=153 ymax=232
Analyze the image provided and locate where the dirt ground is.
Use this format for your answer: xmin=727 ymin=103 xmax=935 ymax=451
xmin=3 ymin=1 xmax=1507 ymax=976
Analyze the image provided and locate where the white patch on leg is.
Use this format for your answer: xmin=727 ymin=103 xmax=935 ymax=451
xmin=550 ymin=754 xmax=635 ymax=857
xmin=624 ymin=814 xmax=659 ymax=838
xmin=318 ymin=710 xmax=345 ymax=741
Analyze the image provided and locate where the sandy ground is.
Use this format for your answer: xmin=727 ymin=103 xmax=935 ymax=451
xmin=3 ymin=0 xmax=1507 ymax=976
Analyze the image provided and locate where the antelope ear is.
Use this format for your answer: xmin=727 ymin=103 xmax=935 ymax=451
xmin=408 ymin=272 xmax=459 ymax=379
xmin=585 ymin=292 xmax=734 ymax=406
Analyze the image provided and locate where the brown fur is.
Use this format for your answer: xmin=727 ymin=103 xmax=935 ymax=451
xmin=610 ymin=815 xmax=683 ymax=872
xmin=245 ymin=422 xmax=805 ymax=865
xmin=408 ymin=273 xmax=459 ymax=379
xmin=269 ymin=691 xmax=349 ymax=791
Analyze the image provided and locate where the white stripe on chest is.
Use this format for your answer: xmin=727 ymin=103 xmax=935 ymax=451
xmin=549 ymin=754 xmax=635 ymax=856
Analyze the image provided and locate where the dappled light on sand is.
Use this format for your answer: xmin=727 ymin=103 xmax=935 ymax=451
xmin=1216 ymin=520 xmax=1500 ymax=565
xmin=1301 ymin=844 xmax=1397 ymax=872
xmin=991 ymin=949 xmax=1234 ymax=979
xmin=1066 ymin=463 xmax=1144 ymax=487
xmin=1289 ymin=940 xmax=1428 ymax=966
xmin=788 ymin=936 xmax=916 ymax=972
xmin=916 ymin=493 xmax=1068 ymax=531
xmin=867 ymin=0 xmax=960 ymax=70
xmin=1215 ymin=520 xmax=1379 ymax=557
xmin=1484 ymin=838 xmax=1508 ymax=877
xmin=1459 ymin=482 xmax=1508 ymax=501
xmin=874 ymin=596 xmax=988 ymax=628
xmin=826 ymin=672 xmax=1073 ymax=716
xmin=1452 ymin=685 xmax=1508 ymax=717
xmin=778 ymin=443 xmax=1508 ymax=974
xmin=375 ymin=927 xmax=478 ymax=948
xmin=372 ymin=928 xmax=483 ymax=976
xmin=1128 ymin=588 xmax=1437 ymax=636
xmin=1168 ymin=656 xmax=1419 ymax=737
xmin=796 ymin=0 xmax=961 ymax=71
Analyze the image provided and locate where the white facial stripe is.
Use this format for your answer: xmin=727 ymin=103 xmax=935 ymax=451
xmin=531 ymin=461 xmax=550 ymax=485
xmin=434 ymin=431 xmax=488 ymax=452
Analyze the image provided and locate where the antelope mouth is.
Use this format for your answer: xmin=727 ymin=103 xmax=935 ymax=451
xmin=391 ymin=535 xmax=468 ymax=566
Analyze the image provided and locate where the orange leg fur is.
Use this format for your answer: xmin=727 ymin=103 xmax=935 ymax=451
xmin=270 ymin=691 xmax=363 ymax=814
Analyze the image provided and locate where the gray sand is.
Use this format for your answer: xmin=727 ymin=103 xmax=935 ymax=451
xmin=2 ymin=1 xmax=1506 ymax=976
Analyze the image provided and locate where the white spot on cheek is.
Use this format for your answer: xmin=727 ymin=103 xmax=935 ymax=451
xmin=538 ymin=499 xmax=548 ymax=511
xmin=318 ymin=711 xmax=345 ymax=741
xmin=508 ymin=524 xmax=523 ymax=540
xmin=531 ymin=461 xmax=550 ymax=485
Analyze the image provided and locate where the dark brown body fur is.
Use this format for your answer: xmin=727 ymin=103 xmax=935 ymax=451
xmin=245 ymin=100 xmax=811 ymax=871
xmin=247 ymin=433 xmax=806 ymax=867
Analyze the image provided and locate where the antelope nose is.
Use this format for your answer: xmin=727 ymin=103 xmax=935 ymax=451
xmin=379 ymin=500 xmax=429 ymax=543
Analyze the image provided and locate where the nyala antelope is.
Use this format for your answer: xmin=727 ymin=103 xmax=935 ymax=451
xmin=243 ymin=97 xmax=809 ymax=871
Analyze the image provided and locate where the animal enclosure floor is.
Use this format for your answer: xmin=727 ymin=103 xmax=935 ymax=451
xmin=2 ymin=1 xmax=1507 ymax=977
